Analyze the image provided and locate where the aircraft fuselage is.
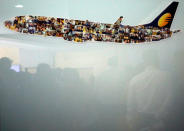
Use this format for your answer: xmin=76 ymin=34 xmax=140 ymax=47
xmin=4 ymin=15 xmax=177 ymax=43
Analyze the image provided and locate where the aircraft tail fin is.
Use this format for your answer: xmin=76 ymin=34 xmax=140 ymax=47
xmin=144 ymin=1 xmax=179 ymax=29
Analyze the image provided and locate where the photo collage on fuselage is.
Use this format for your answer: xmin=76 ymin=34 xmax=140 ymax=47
xmin=4 ymin=16 xmax=173 ymax=43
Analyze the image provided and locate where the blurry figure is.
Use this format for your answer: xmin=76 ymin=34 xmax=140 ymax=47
xmin=0 ymin=57 xmax=19 ymax=131
xmin=34 ymin=63 xmax=55 ymax=88
xmin=59 ymin=68 xmax=96 ymax=131
xmin=127 ymin=50 xmax=173 ymax=131
xmin=94 ymin=56 xmax=128 ymax=131
xmin=51 ymin=68 xmax=64 ymax=86
xmin=164 ymin=50 xmax=184 ymax=131
xmin=96 ymin=56 xmax=123 ymax=105
xmin=0 ymin=57 xmax=17 ymax=88
xmin=16 ymin=66 xmax=33 ymax=88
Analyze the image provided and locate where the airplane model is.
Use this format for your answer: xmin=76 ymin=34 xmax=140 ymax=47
xmin=4 ymin=1 xmax=180 ymax=44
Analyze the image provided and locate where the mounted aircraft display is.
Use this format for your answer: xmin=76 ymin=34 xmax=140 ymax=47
xmin=4 ymin=1 xmax=180 ymax=43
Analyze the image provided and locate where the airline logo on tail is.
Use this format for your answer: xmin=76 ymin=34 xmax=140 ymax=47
xmin=145 ymin=1 xmax=178 ymax=29
xmin=158 ymin=13 xmax=172 ymax=27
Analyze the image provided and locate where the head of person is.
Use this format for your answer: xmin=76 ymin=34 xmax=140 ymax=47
xmin=120 ymin=16 xmax=123 ymax=21
xmin=0 ymin=57 xmax=13 ymax=70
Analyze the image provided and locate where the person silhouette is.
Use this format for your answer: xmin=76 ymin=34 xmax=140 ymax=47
xmin=127 ymin=50 xmax=173 ymax=131
xmin=0 ymin=57 xmax=17 ymax=88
